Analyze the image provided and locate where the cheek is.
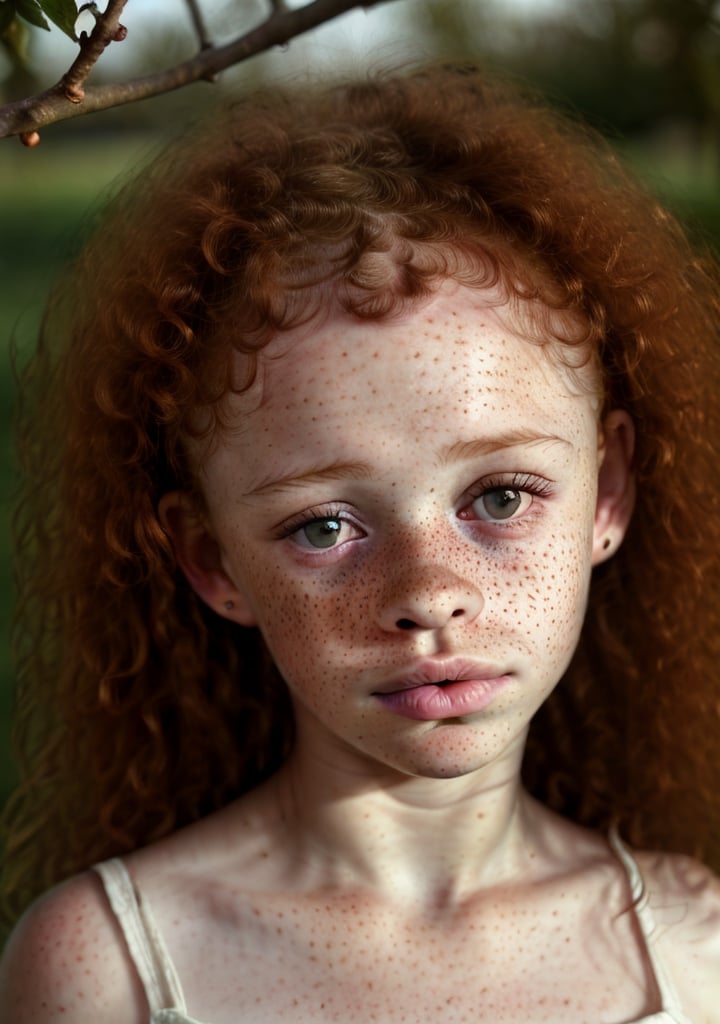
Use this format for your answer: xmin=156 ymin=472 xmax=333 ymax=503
xmin=269 ymin=578 xmax=375 ymax=660
xmin=475 ymin=502 xmax=593 ymax=671
xmin=263 ymin=543 xmax=587 ymax=674
xmin=244 ymin=559 xmax=372 ymax=684
xmin=233 ymin=482 xmax=595 ymax=688
xmin=512 ymin=527 xmax=593 ymax=664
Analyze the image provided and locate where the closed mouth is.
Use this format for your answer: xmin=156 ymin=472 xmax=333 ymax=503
xmin=372 ymin=658 xmax=507 ymax=696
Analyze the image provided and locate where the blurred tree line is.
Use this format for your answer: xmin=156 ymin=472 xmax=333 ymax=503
xmin=2 ymin=0 xmax=719 ymax=158
xmin=422 ymin=0 xmax=719 ymax=145
xmin=1 ymin=0 xmax=717 ymax=232
xmin=426 ymin=0 xmax=720 ymax=241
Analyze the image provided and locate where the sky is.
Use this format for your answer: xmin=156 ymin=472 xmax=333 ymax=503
xmin=23 ymin=0 xmax=573 ymax=80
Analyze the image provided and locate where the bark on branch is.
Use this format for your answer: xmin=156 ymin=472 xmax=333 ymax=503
xmin=0 ymin=0 xmax=393 ymax=141
xmin=61 ymin=0 xmax=129 ymax=104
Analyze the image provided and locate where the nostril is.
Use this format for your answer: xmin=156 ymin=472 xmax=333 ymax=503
xmin=451 ymin=608 xmax=464 ymax=618
xmin=396 ymin=618 xmax=417 ymax=630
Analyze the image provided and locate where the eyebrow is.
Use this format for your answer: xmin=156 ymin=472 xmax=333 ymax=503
xmin=243 ymin=431 xmax=571 ymax=498
xmin=439 ymin=430 xmax=572 ymax=464
xmin=243 ymin=460 xmax=374 ymax=498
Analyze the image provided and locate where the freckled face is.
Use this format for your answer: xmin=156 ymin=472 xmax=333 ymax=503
xmin=197 ymin=284 xmax=602 ymax=782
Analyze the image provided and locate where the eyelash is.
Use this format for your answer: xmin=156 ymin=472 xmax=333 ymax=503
xmin=274 ymin=473 xmax=553 ymax=550
xmin=459 ymin=472 xmax=554 ymax=525
xmin=275 ymin=504 xmax=353 ymax=540
xmin=466 ymin=472 xmax=553 ymax=503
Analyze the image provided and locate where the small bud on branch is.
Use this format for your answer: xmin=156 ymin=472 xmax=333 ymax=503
xmin=63 ymin=83 xmax=86 ymax=103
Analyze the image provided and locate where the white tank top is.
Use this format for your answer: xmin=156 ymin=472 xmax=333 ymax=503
xmin=92 ymin=832 xmax=693 ymax=1024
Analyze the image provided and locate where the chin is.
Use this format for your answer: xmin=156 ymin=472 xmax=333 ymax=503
xmin=370 ymin=721 xmax=524 ymax=783
xmin=378 ymin=748 xmax=507 ymax=782
xmin=412 ymin=764 xmax=487 ymax=781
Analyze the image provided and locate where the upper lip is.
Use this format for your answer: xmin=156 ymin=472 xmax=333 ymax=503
xmin=372 ymin=657 xmax=509 ymax=695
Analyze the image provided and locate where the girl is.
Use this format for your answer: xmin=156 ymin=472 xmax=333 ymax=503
xmin=1 ymin=65 xmax=719 ymax=1023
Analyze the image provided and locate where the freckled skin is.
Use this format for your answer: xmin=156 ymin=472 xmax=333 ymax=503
xmin=201 ymin=284 xmax=600 ymax=785
xmin=5 ymin=283 xmax=720 ymax=1024
xmin=125 ymin=283 xmax=676 ymax=1022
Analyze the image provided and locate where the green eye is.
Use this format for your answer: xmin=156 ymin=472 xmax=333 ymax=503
xmin=475 ymin=488 xmax=524 ymax=521
xmin=301 ymin=517 xmax=343 ymax=548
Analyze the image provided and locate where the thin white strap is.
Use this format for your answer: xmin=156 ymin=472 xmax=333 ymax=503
xmin=93 ymin=858 xmax=187 ymax=1014
xmin=609 ymin=832 xmax=693 ymax=1024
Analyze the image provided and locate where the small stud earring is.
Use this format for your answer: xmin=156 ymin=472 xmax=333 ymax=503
xmin=602 ymin=537 xmax=611 ymax=551
xmin=224 ymin=600 xmax=235 ymax=611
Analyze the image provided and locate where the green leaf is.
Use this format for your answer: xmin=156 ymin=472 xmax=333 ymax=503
xmin=0 ymin=15 xmax=31 ymax=62
xmin=40 ymin=0 xmax=80 ymax=39
xmin=14 ymin=0 xmax=50 ymax=31
xmin=0 ymin=4 xmax=17 ymax=35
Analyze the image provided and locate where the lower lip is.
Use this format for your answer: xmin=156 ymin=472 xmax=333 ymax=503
xmin=373 ymin=677 xmax=510 ymax=721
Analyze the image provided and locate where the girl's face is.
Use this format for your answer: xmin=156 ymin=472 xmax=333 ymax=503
xmin=166 ymin=281 xmax=633 ymax=783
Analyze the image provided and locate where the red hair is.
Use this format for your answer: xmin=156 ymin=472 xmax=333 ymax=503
xmin=3 ymin=65 xmax=720 ymax=930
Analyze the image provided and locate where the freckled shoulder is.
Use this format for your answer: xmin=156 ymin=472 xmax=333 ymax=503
xmin=637 ymin=849 xmax=720 ymax=1021
xmin=0 ymin=870 xmax=148 ymax=1024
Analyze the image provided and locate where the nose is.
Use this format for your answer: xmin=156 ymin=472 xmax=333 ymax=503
xmin=377 ymin=561 xmax=484 ymax=633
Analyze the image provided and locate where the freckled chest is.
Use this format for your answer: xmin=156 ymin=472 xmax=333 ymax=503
xmin=171 ymin=875 xmax=650 ymax=1024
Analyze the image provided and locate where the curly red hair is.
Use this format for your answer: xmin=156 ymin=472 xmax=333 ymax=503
xmin=3 ymin=65 xmax=720 ymax=931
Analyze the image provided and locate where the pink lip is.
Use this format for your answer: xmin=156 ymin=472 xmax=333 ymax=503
xmin=372 ymin=658 xmax=511 ymax=721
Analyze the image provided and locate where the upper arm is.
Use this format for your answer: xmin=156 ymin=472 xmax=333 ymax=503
xmin=0 ymin=870 xmax=148 ymax=1024
xmin=642 ymin=851 xmax=720 ymax=1023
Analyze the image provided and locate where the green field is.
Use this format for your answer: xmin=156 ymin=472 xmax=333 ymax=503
xmin=0 ymin=136 xmax=718 ymax=813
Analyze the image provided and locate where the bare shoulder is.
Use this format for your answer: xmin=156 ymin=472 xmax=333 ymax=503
xmin=0 ymin=869 xmax=147 ymax=1024
xmin=636 ymin=848 xmax=720 ymax=1020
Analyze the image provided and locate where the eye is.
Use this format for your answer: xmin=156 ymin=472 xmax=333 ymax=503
xmin=473 ymin=487 xmax=532 ymax=521
xmin=299 ymin=517 xmax=343 ymax=549
xmin=287 ymin=513 xmax=365 ymax=551
xmin=458 ymin=473 xmax=551 ymax=525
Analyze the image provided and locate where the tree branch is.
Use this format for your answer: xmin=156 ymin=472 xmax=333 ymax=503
xmin=61 ymin=0 xmax=129 ymax=103
xmin=184 ymin=0 xmax=213 ymax=52
xmin=1 ymin=0 xmax=394 ymax=141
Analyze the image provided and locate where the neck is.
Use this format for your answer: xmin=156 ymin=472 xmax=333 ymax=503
xmin=268 ymin=733 xmax=542 ymax=908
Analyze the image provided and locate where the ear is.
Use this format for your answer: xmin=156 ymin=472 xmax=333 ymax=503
xmin=158 ymin=491 xmax=258 ymax=626
xmin=591 ymin=410 xmax=636 ymax=566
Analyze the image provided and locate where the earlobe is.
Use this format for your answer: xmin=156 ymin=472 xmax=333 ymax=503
xmin=158 ymin=491 xmax=258 ymax=626
xmin=592 ymin=410 xmax=636 ymax=566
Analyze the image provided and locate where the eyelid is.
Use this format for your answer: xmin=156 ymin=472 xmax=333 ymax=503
xmin=458 ymin=472 xmax=555 ymax=523
xmin=273 ymin=503 xmax=360 ymax=540
xmin=463 ymin=472 xmax=554 ymax=502
xmin=270 ymin=473 xmax=555 ymax=545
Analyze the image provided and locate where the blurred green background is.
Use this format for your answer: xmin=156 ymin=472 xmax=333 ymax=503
xmin=1 ymin=0 xmax=718 ymax=814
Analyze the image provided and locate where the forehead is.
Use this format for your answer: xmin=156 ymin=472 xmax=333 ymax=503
xmin=196 ymin=283 xmax=600 ymax=490
xmin=241 ymin=281 xmax=593 ymax=415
